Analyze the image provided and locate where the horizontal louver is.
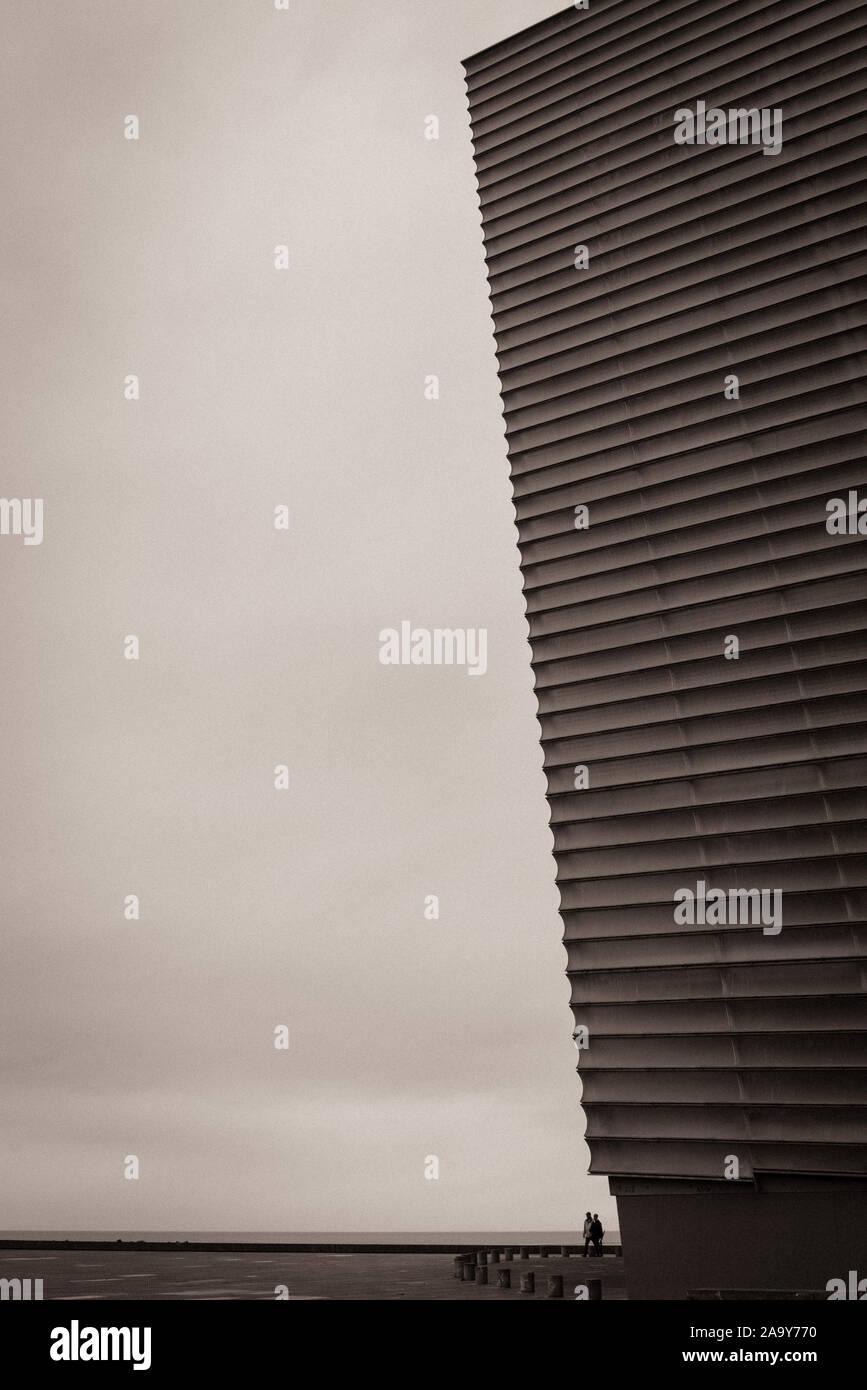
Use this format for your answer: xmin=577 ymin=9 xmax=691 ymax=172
xmin=465 ymin=0 xmax=867 ymax=1182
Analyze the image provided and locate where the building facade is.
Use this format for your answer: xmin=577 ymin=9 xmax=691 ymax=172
xmin=464 ymin=0 xmax=867 ymax=1298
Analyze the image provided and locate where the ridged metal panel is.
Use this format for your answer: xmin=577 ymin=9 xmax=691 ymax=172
xmin=464 ymin=0 xmax=867 ymax=1182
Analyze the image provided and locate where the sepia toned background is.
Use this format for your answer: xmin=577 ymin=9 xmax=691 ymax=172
xmin=0 ymin=0 xmax=616 ymax=1233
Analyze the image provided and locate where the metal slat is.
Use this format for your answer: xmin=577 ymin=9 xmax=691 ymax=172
xmin=465 ymin=0 xmax=867 ymax=1182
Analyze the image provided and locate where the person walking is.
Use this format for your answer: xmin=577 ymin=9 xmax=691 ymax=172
xmin=589 ymin=1213 xmax=604 ymax=1257
xmin=581 ymin=1211 xmax=593 ymax=1257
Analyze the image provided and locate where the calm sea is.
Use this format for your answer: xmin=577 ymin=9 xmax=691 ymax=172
xmin=2 ymin=1229 xmax=620 ymax=1245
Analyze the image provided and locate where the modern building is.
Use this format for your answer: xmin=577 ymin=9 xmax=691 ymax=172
xmin=464 ymin=0 xmax=867 ymax=1298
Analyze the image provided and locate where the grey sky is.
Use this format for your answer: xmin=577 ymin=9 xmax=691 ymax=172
xmin=0 ymin=0 xmax=615 ymax=1233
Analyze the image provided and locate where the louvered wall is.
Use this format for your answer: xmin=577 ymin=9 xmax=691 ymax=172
xmin=464 ymin=0 xmax=867 ymax=1187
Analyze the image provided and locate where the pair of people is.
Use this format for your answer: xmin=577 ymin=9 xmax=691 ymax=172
xmin=581 ymin=1211 xmax=604 ymax=1256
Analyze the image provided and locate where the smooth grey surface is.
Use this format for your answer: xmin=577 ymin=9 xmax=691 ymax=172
xmin=0 ymin=0 xmax=616 ymax=1234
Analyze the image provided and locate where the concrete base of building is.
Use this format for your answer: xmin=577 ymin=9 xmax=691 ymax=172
xmin=611 ymin=1175 xmax=867 ymax=1301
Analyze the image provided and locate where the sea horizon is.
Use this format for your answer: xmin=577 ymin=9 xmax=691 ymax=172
xmin=1 ymin=1228 xmax=619 ymax=1245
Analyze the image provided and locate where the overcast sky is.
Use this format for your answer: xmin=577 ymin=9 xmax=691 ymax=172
xmin=0 ymin=0 xmax=616 ymax=1234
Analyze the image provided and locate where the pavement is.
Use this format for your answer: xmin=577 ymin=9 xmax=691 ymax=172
xmin=0 ymin=1248 xmax=627 ymax=1300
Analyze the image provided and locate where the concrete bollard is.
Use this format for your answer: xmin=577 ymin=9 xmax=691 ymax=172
xmin=477 ymin=1250 xmax=487 ymax=1266
xmin=588 ymin=1278 xmax=602 ymax=1300
xmin=519 ymin=1246 xmax=529 ymax=1260
xmin=454 ymin=1256 xmax=465 ymax=1279
xmin=560 ymin=1245 xmax=570 ymax=1257
xmin=520 ymin=1273 xmax=535 ymax=1294
xmin=497 ymin=1269 xmax=511 ymax=1289
xmin=539 ymin=1246 xmax=548 ymax=1258
xmin=463 ymin=1262 xmax=476 ymax=1282
xmin=504 ymin=1247 xmax=514 ymax=1261
xmin=547 ymin=1275 xmax=564 ymax=1298
xmin=477 ymin=1264 xmax=488 ymax=1285
xmin=490 ymin=1249 xmax=500 ymax=1263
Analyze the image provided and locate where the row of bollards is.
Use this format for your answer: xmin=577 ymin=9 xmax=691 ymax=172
xmin=458 ymin=1246 xmax=576 ymax=1268
xmin=455 ymin=1251 xmax=602 ymax=1299
xmin=455 ymin=1245 xmax=606 ymax=1273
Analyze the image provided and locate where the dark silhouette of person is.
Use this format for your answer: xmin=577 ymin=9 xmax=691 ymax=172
xmin=590 ymin=1214 xmax=604 ymax=1257
xmin=582 ymin=1211 xmax=593 ymax=1256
